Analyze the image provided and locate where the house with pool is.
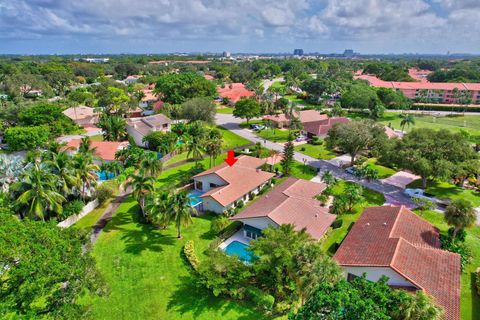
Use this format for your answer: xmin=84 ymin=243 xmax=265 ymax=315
xmin=221 ymin=177 xmax=336 ymax=262
xmin=192 ymin=155 xmax=274 ymax=213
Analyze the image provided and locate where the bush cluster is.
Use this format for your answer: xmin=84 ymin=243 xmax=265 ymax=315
xmin=184 ymin=240 xmax=200 ymax=271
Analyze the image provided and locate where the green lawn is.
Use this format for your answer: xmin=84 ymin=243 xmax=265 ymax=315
xmin=407 ymin=179 xmax=480 ymax=207
xmin=89 ymin=198 xmax=263 ymax=320
xmin=255 ymin=129 xmax=291 ymax=143
xmin=320 ymin=181 xmax=386 ymax=254
xmin=349 ymin=111 xmax=480 ymax=142
xmin=284 ymin=95 xmax=319 ymax=108
xmin=216 ymin=107 xmax=234 ymax=114
xmin=294 ymin=143 xmax=337 ymax=160
xmin=415 ymin=210 xmax=480 ymax=320
xmin=216 ymin=126 xmax=251 ymax=149
xmin=72 ymin=200 xmax=112 ymax=231
xmin=269 ymin=81 xmax=285 ymax=90
xmin=363 ymin=158 xmax=397 ymax=179
xmin=273 ymin=161 xmax=317 ymax=180
xmin=90 ymin=134 xmax=104 ymax=141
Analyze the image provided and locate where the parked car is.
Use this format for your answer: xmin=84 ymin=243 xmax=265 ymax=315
xmin=404 ymin=188 xmax=436 ymax=200
xmin=250 ymin=124 xmax=265 ymax=131
xmin=295 ymin=135 xmax=308 ymax=142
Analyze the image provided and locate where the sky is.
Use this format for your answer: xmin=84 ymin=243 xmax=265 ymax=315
xmin=0 ymin=0 xmax=479 ymax=55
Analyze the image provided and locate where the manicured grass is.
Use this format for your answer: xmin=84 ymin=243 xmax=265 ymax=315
xmin=89 ymin=198 xmax=264 ymax=320
xmin=216 ymin=126 xmax=251 ymax=149
xmin=273 ymin=161 xmax=317 ymax=180
xmin=216 ymin=107 xmax=234 ymax=114
xmin=294 ymin=143 xmax=337 ymax=160
xmin=90 ymin=134 xmax=104 ymax=141
xmin=407 ymin=179 xmax=480 ymax=207
xmin=284 ymin=95 xmax=319 ymax=108
xmin=269 ymin=81 xmax=285 ymax=90
xmin=363 ymin=158 xmax=397 ymax=179
xmin=320 ymin=181 xmax=386 ymax=254
xmin=255 ymin=129 xmax=291 ymax=143
xmin=72 ymin=199 xmax=112 ymax=231
xmin=415 ymin=210 xmax=480 ymax=320
xmin=349 ymin=111 xmax=480 ymax=141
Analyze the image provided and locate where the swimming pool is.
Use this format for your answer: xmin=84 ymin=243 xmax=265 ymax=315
xmin=187 ymin=190 xmax=203 ymax=207
xmin=96 ymin=170 xmax=114 ymax=181
xmin=223 ymin=241 xmax=253 ymax=262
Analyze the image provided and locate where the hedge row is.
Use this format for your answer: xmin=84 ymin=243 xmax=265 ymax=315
xmin=409 ymin=104 xmax=480 ymax=112
xmin=183 ymin=240 xmax=200 ymax=272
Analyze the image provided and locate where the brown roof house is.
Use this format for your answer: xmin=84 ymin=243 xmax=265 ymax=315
xmin=126 ymin=114 xmax=172 ymax=147
xmin=303 ymin=117 xmax=349 ymax=138
xmin=193 ymin=155 xmax=274 ymax=213
xmin=231 ymin=177 xmax=336 ymax=240
xmin=63 ymin=106 xmax=99 ymax=128
xmin=65 ymin=139 xmax=128 ymax=163
xmin=334 ymin=206 xmax=461 ymax=320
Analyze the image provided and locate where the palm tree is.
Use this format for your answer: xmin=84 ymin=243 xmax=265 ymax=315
xmin=97 ymin=115 xmax=127 ymax=141
xmin=45 ymin=151 xmax=80 ymax=196
xmin=139 ymin=152 xmax=163 ymax=177
xmin=444 ymin=199 xmax=476 ymax=239
xmin=15 ymin=164 xmax=66 ymax=220
xmin=399 ymin=114 xmax=415 ymax=131
xmin=125 ymin=173 xmax=154 ymax=216
xmin=78 ymin=136 xmax=97 ymax=156
xmin=204 ymin=131 xmax=223 ymax=167
xmin=392 ymin=291 xmax=443 ymax=320
xmin=145 ymin=191 xmax=172 ymax=227
xmin=321 ymin=170 xmax=336 ymax=186
xmin=268 ymin=149 xmax=281 ymax=172
xmin=73 ymin=155 xmax=100 ymax=201
xmin=170 ymin=191 xmax=193 ymax=238
xmin=186 ymin=136 xmax=204 ymax=164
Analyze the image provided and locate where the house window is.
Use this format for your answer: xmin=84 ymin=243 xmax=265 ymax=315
xmin=195 ymin=181 xmax=203 ymax=190
xmin=245 ymin=230 xmax=258 ymax=240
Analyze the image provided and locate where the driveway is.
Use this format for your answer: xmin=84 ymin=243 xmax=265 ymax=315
xmin=216 ymin=113 xmax=414 ymax=207
xmin=57 ymin=127 xmax=103 ymax=143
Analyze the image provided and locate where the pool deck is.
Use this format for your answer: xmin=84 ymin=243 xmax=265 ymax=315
xmin=218 ymin=229 xmax=251 ymax=250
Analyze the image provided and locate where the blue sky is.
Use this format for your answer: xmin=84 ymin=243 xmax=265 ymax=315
xmin=0 ymin=0 xmax=479 ymax=54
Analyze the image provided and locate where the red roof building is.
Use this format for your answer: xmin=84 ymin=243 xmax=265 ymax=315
xmin=334 ymin=206 xmax=460 ymax=320
xmin=66 ymin=139 xmax=128 ymax=161
xmin=217 ymin=83 xmax=255 ymax=103
xmin=303 ymin=117 xmax=350 ymax=137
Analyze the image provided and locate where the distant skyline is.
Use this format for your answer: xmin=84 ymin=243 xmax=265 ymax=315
xmin=1 ymin=0 xmax=479 ymax=55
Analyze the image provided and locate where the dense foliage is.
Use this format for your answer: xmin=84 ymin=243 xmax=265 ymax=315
xmin=154 ymin=72 xmax=216 ymax=104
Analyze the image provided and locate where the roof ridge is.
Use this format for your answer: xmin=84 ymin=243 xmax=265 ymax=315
xmin=387 ymin=205 xmax=403 ymax=238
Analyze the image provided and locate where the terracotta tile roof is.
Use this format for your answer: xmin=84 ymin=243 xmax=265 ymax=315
xmin=62 ymin=106 xmax=99 ymax=126
xmin=126 ymin=114 xmax=172 ymax=136
xmin=194 ymin=155 xmax=274 ymax=206
xmin=303 ymin=117 xmax=349 ymax=136
xmin=265 ymin=110 xmax=329 ymax=125
xmin=384 ymin=126 xmax=400 ymax=139
xmin=66 ymin=139 xmax=128 ymax=161
xmin=334 ymin=206 xmax=460 ymax=320
xmin=217 ymin=83 xmax=255 ymax=103
xmin=232 ymin=177 xmax=335 ymax=239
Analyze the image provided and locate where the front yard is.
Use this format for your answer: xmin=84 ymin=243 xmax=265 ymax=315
xmin=294 ymin=143 xmax=337 ymax=160
xmin=363 ymin=158 xmax=397 ymax=179
xmin=407 ymin=179 xmax=480 ymax=207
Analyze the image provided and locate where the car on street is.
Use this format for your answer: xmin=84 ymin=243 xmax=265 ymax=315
xmin=344 ymin=167 xmax=359 ymax=175
xmin=295 ymin=135 xmax=308 ymax=142
xmin=250 ymin=124 xmax=265 ymax=131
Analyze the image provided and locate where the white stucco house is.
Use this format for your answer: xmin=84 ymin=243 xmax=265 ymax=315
xmin=192 ymin=155 xmax=274 ymax=213
xmin=126 ymin=114 xmax=172 ymax=147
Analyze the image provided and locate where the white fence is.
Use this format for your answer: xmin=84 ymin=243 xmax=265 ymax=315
xmin=57 ymin=199 xmax=99 ymax=228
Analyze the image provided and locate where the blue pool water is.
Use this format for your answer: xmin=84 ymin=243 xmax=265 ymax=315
xmin=224 ymin=241 xmax=253 ymax=262
xmin=96 ymin=170 xmax=114 ymax=181
xmin=187 ymin=190 xmax=203 ymax=207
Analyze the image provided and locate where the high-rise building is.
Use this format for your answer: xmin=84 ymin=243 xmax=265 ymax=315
xmin=222 ymin=51 xmax=231 ymax=58
xmin=293 ymin=49 xmax=304 ymax=56
xmin=343 ymin=49 xmax=355 ymax=57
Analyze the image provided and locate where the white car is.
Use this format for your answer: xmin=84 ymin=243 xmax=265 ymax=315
xmin=404 ymin=188 xmax=437 ymax=201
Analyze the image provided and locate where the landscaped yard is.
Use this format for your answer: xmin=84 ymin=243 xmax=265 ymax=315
xmin=415 ymin=209 xmax=480 ymax=320
xmin=273 ymin=160 xmax=317 ymax=180
xmin=320 ymin=181 xmax=386 ymax=254
xmin=217 ymin=125 xmax=251 ymax=149
xmin=284 ymin=95 xmax=319 ymax=108
xmin=294 ymin=143 xmax=337 ymax=160
xmin=363 ymin=158 xmax=397 ymax=179
xmin=216 ymin=107 xmax=234 ymax=114
xmin=255 ymin=128 xmax=291 ymax=143
xmin=72 ymin=199 xmax=112 ymax=230
xmin=407 ymin=179 xmax=480 ymax=207
xmin=89 ymin=197 xmax=264 ymax=320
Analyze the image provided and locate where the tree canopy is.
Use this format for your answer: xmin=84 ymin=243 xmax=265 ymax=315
xmin=154 ymin=72 xmax=216 ymax=104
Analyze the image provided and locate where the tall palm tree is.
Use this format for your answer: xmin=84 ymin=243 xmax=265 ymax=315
xmin=444 ymin=199 xmax=476 ymax=239
xmin=170 ymin=191 xmax=193 ymax=238
xmin=139 ymin=152 xmax=163 ymax=177
xmin=73 ymin=155 xmax=100 ymax=201
xmin=204 ymin=130 xmax=223 ymax=168
xmin=144 ymin=190 xmax=172 ymax=227
xmin=399 ymin=114 xmax=415 ymax=131
xmin=15 ymin=164 xmax=66 ymax=221
xmin=97 ymin=115 xmax=127 ymax=141
xmin=78 ymin=137 xmax=97 ymax=156
xmin=125 ymin=173 xmax=154 ymax=216
xmin=186 ymin=136 xmax=204 ymax=164
xmin=46 ymin=151 xmax=80 ymax=196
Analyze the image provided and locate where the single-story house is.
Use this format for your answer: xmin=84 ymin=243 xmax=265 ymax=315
xmin=334 ymin=205 xmax=460 ymax=320
xmin=193 ymin=155 xmax=274 ymax=213
xmin=63 ymin=106 xmax=99 ymax=128
xmin=264 ymin=110 xmax=329 ymax=128
xmin=123 ymin=75 xmax=142 ymax=85
xmin=217 ymin=83 xmax=255 ymax=104
xmin=126 ymin=114 xmax=172 ymax=147
xmin=65 ymin=139 xmax=128 ymax=163
xmin=231 ymin=177 xmax=336 ymax=240
xmin=303 ymin=117 xmax=350 ymax=138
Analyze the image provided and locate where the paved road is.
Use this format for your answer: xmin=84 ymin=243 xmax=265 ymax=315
xmin=216 ymin=113 xmax=414 ymax=207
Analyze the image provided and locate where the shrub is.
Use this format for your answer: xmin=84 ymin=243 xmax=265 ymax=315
xmin=96 ymin=182 xmax=116 ymax=204
xmin=331 ymin=219 xmax=343 ymax=229
xmin=300 ymin=147 xmax=306 ymax=151
xmin=184 ymin=240 xmax=200 ymax=272
xmin=4 ymin=125 xmax=50 ymax=151
xmin=311 ymin=136 xmax=323 ymax=145
xmin=412 ymin=197 xmax=437 ymax=211
xmin=60 ymin=199 xmax=85 ymax=219
xmin=236 ymin=200 xmax=244 ymax=209
xmin=441 ymin=234 xmax=471 ymax=270
xmin=316 ymin=193 xmax=329 ymax=206
xmin=447 ymin=227 xmax=467 ymax=243
xmin=210 ymin=216 xmax=231 ymax=235
xmin=246 ymin=286 xmax=275 ymax=311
